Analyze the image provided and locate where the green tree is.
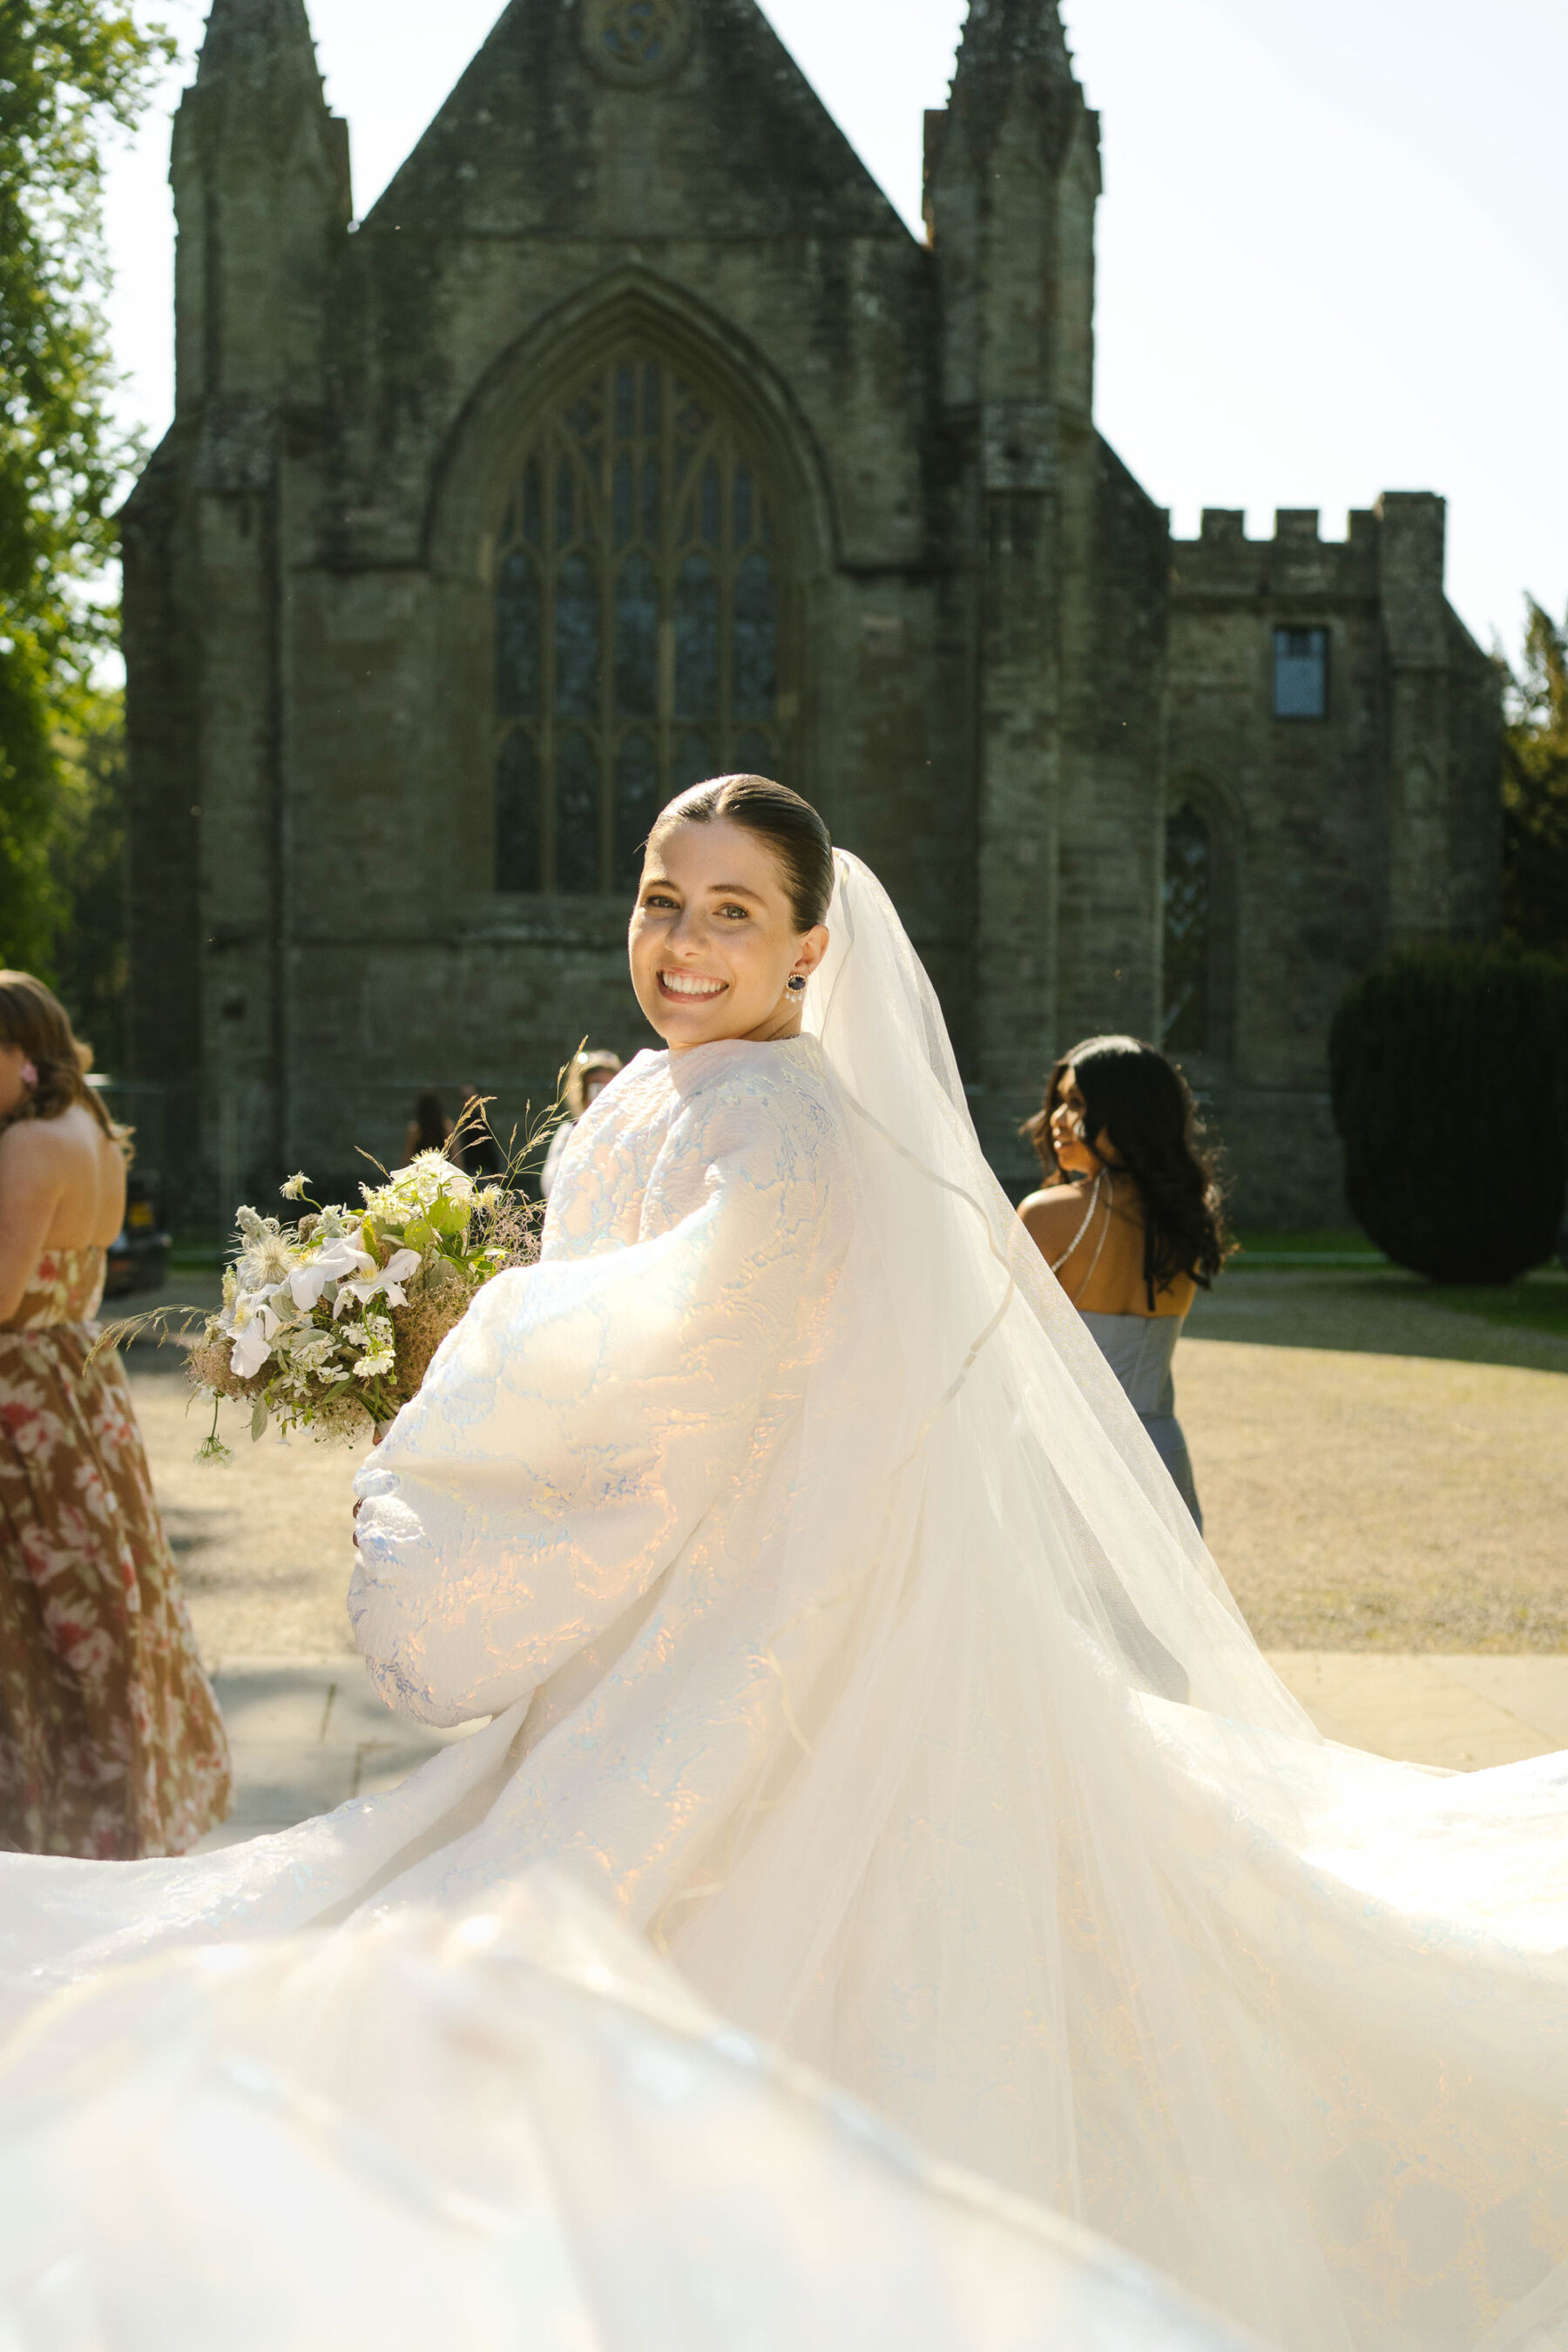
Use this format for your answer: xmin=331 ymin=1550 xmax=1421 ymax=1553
xmin=49 ymin=687 xmax=126 ymax=1062
xmin=1331 ymin=946 xmax=1566 ymax=1283
xmin=0 ymin=2 xmax=172 ymax=977
xmin=1500 ymin=598 xmax=1568 ymax=960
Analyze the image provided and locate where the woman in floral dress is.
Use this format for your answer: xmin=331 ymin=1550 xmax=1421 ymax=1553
xmin=0 ymin=974 xmax=230 ymax=1857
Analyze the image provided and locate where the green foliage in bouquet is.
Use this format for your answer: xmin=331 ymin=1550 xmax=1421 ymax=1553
xmin=1329 ymin=946 xmax=1568 ymax=1285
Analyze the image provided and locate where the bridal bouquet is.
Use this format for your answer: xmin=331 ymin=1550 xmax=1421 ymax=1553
xmin=185 ymin=1152 xmax=540 ymax=1462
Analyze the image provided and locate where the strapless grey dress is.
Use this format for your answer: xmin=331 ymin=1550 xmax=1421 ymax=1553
xmin=1079 ymin=1311 xmax=1202 ymax=1531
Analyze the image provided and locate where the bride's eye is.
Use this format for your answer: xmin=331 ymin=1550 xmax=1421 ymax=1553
xmin=643 ymin=890 xmax=679 ymax=910
xmin=719 ymin=903 xmax=750 ymax=922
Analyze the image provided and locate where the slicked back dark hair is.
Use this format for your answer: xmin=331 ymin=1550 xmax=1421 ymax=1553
xmin=649 ymin=774 xmax=834 ymax=932
xmin=1022 ymin=1034 xmax=1231 ymax=1306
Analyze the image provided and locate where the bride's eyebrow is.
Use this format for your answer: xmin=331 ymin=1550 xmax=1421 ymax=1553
xmin=707 ymin=882 xmax=762 ymax=900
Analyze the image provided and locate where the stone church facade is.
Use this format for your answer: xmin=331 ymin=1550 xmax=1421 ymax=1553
xmin=123 ymin=0 xmax=1501 ymax=1224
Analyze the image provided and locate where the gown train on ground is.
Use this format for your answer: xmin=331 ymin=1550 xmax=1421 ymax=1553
xmin=1 ymin=855 xmax=1565 ymax=2352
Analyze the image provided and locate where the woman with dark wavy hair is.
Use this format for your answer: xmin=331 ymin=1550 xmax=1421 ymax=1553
xmin=1018 ymin=1035 xmax=1229 ymax=1527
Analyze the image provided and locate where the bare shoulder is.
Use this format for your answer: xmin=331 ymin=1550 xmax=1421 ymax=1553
xmin=0 ymin=1105 xmax=110 ymax=1178
xmin=0 ymin=1113 xmax=72 ymax=1207
xmin=1017 ymin=1184 xmax=1089 ymax=1247
xmin=0 ymin=1114 xmax=70 ymax=1175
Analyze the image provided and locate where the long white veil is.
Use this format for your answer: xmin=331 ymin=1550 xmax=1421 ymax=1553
xmin=667 ymin=851 xmax=1568 ymax=2352
xmin=803 ymin=849 xmax=1309 ymax=1726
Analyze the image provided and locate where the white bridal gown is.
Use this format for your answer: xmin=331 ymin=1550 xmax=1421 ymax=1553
xmin=2 ymin=855 xmax=1566 ymax=2352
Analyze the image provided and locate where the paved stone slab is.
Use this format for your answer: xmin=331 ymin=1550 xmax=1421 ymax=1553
xmin=193 ymin=1661 xmax=483 ymax=1851
xmin=1265 ymin=1652 xmax=1568 ymax=1772
xmin=1439 ymin=1656 xmax=1568 ymax=1752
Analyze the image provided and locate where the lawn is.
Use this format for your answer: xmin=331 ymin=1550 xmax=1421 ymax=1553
xmin=1184 ymin=1254 xmax=1568 ymax=1651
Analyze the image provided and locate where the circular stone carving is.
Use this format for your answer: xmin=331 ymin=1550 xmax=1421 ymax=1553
xmin=583 ymin=0 xmax=695 ymax=86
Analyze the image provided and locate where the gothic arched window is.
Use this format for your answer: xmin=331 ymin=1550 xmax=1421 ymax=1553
xmin=1162 ymin=803 xmax=1212 ymax=1055
xmin=494 ymin=355 xmax=786 ymax=896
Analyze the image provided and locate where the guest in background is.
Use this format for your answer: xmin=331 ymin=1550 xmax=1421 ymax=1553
xmin=0 ymin=973 xmax=231 ymax=1857
xmin=404 ymin=1090 xmax=452 ymax=1163
xmin=540 ymin=1050 xmax=623 ymax=1204
xmin=1017 ymin=1036 xmax=1228 ymax=1530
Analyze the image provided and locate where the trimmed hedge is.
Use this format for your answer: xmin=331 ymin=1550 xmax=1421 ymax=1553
xmin=1329 ymin=947 xmax=1568 ymax=1284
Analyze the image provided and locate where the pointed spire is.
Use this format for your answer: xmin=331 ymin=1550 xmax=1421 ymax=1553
xmin=172 ymin=0 xmax=348 ymax=409
xmin=188 ymin=0 xmax=337 ymax=183
xmin=196 ymin=0 xmax=322 ymax=97
xmin=949 ymin=0 xmax=1077 ymax=159
xmin=953 ymin=0 xmax=1071 ymax=79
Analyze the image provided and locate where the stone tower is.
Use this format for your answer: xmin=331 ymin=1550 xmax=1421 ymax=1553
xmin=927 ymin=0 xmax=1167 ymax=1166
xmin=122 ymin=0 xmax=1499 ymax=1227
xmin=121 ymin=0 xmax=350 ymax=1206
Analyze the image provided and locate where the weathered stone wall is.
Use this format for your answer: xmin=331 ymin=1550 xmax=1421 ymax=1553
xmin=293 ymin=0 xmax=955 ymax=1182
xmin=1167 ymin=501 xmax=1499 ymax=1224
xmin=131 ymin=0 xmax=974 ymax=1209
xmin=125 ymin=0 xmax=1501 ymax=1232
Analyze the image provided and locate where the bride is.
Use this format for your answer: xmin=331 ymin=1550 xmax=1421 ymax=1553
xmin=3 ymin=775 xmax=1567 ymax=2352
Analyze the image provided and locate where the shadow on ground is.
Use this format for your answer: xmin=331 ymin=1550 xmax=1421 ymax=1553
xmin=1189 ymin=1266 xmax=1568 ymax=1373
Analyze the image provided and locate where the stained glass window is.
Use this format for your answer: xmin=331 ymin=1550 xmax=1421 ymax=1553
xmin=1162 ymin=804 xmax=1212 ymax=1055
xmin=494 ymin=355 xmax=787 ymax=895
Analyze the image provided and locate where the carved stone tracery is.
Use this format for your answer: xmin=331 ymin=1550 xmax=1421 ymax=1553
xmin=583 ymin=0 xmax=694 ymax=87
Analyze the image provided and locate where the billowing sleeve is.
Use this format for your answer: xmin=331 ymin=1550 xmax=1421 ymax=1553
xmin=348 ymin=1080 xmax=839 ymax=1726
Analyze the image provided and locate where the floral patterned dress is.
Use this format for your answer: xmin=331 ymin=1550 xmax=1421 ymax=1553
xmin=0 ymin=1247 xmax=232 ymax=1858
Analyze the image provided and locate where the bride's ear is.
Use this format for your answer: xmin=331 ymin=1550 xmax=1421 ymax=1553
xmin=795 ymin=923 xmax=830 ymax=982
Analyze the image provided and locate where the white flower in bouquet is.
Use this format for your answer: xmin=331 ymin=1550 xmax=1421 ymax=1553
xmin=235 ymin=1219 xmax=294 ymax=1294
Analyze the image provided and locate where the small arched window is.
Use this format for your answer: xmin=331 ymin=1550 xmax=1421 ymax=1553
xmin=1163 ymin=802 xmax=1212 ymax=1054
xmin=494 ymin=355 xmax=786 ymax=896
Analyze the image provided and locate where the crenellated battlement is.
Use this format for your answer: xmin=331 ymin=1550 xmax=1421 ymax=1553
xmin=1169 ymin=503 xmax=1420 ymax=604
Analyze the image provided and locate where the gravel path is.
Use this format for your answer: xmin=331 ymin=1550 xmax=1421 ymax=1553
xmin=134 ymin=1360 xmax=367 ymax=1662
xmin=1182 ymin=1270 xmax=1568 ymax=1651
xmin=119 ymin=1276 xmax=365 ymax=1663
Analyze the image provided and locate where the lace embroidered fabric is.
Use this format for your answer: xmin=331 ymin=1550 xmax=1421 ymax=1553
xmin=0 ymin=859 xmax=1565 ymax=2352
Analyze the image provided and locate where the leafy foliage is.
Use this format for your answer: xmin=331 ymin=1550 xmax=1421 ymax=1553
xmin=1499 ymin=599 xmax=1568 ymax=959
xmin=0 ymin=3 xmax=172 ymax=976
xmin=44 ymin=688 xmax=125 ymax=1058
xmin=1330 ymin=947 xmax=1568 ymax=1284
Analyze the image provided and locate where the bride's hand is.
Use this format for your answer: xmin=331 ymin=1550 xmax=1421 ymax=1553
xmin=352 ymin=1423 xmax=389 ymax=1545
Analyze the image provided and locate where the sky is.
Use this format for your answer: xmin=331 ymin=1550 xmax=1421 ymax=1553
xmin=101 ymin=0 xmax=1568 ymax=661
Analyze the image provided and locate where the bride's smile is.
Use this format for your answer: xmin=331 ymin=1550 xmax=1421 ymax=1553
xmin=658 ymin=970 xmax=728 ymax=1000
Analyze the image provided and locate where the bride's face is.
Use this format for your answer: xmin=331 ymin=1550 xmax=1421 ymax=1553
xmin=629 ymin=818 xmax=828 ymax=1052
